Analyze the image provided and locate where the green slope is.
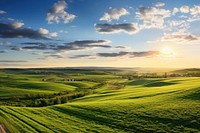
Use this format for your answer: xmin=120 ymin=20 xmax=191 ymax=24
xmin=0 ymin=77 xmax=200 ymax=132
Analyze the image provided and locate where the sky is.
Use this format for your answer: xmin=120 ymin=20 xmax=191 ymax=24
xmin=0 ymin=0 xmax=200 ymax=68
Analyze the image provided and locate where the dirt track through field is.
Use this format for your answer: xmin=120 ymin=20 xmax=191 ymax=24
xmin=0 ymin=124 xmax=6 ymax=133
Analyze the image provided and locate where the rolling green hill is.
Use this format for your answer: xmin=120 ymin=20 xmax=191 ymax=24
xmin=0 ymin=68 xmax=199 ymax=132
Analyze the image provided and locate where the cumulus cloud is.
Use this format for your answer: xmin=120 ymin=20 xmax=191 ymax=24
xmin=180 ymin=6 xmax=190 ymax=13
xmin=172 ymin=8 xmax=179 ymax=15
xmin=100 ymin=8 xmax=129 ymax=22
xmin=11 ymin=22 xmax=24 ymax=29
xmin=188 ymin=5 xmax=200 ymax=22
xmin=155 ymin=2 xmax=165 ymax=7
xmin=0 ymin=10 xmax=6 ymax=14
xmin=50 ymin=32 xmax=58 ymax=37
xmin=168 ymin=20 xmax=190 ymax=30
xmin=190 ymin=5 xmax=200 ymax=15
xmin=38 ymin=28 xmax=49 ymax=35
xmin=136 ymin=6 xmax=170 ymax=29
xmin=161 ymin=31 xmax=199 ymax=43
xmin=169 ymin=20 xmax=185 ymax=27
xmin=0 ymin=22 xmax=50 ymax=39
xmin=47 ymin=0 xmax=76 ymax=24
xmin=95 ymin=23 xmax=139 ymax=34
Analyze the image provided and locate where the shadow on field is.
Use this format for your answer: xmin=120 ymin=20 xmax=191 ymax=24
xmin=137 ymin=114 xmax=200 ymax=131
xmin=127 ymin=90 xmax=182 ymax=99
xmin=51 ymin=105 xmax=200 ymax=132
xmin=126 ymin=79 xmax=179 ymax=87
xmin=181 ymin=88 xmax=200 ymax=100
xmin=75 ymin=93 xmax=117 ymax=101
xmin=144 ymin=81 xmax=178 ymax=87
xmin=67 ymin=105 xmax=200 ymax=131
xmin=126 ymin=79 xmax=149 ymax=86
xmin=51 ymin=106 xmax=140 ymax=132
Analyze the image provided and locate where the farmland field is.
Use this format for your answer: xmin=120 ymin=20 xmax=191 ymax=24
xmin=0 ymin=68 xmax=200 ymax=132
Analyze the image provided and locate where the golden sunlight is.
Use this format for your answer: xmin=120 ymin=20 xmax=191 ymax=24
xmin=160 ymin=46 xmax=174 ymax=55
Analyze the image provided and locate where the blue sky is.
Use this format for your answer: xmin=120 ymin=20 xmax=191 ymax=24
xmin=0 ymin=0 xmax=200 ymax=68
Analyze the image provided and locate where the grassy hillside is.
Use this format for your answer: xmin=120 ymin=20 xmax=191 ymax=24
xmin=0 ymin=68 xmax=199 ymax=132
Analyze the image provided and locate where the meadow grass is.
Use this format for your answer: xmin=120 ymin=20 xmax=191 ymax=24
xmin=0 ymin=69 xmax=199 ymax=132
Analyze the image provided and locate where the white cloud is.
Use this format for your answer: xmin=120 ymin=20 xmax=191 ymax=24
xmin=169 ymin=20 xmax=185 ymax=27
xmin=50 ymin=32 xmax=58 ymax=37
xmin=0 ymin=22 xmax=51 ymax=39
xmin=47 ymin=0 xmax=76 ymax=24
xmin=95 ymin=23 xmax=140 ymax=34
xmin=100 ymin=8 xmax=129 ymax=22
xmin=180 ymin=6 xmax=189 ymax=13
xmin=168 ymin=20 xmax=190 ymax=30
xmin=0 ymin=10 xmax=6 ymax=14
xmin=188 ymin=5 xmax=200 ymax=22
xmin=155 ymin=2 xmax=165 ymax=7
xmin=190 ymin=5 xmax=200 ymax=15
xmin=161 ymin=31 xmax=199 ymax=44
xmin=38 ymin=28 xmax=49 ymax=34
xmin=136 ymin=7 xmax=171 ymax=29
xmin=172 ymin=8 xmax=179 ymax=15
xmin=11 ymin=22 xmax=24 ymax=29
xmin=37 ymin=29 xmax=58 ymax=38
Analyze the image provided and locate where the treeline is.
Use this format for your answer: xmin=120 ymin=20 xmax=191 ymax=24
xmin=0 ymin=89 xmax=94 ymax=107
xmin=28 ymin=89 xmax=94 ymax=107
xmin=26 ymin=89 xmax=94 ymax=107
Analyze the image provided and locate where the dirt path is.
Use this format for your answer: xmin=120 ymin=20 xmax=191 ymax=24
xmin=0 ymin=124 xmax=6 ymax=133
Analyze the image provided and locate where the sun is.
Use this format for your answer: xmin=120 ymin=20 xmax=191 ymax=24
xmin=160 ymin=46 xmax=174 ymax=55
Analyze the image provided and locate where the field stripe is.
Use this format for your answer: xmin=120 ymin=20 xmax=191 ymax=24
xmin=9 ymin=107 xmax=90 ymax=133
xmin=7 ymin=107 xmax=54 ymax=133
xmin=51 ymin=106 xmax=134 ymax=132
xmin=0 ymin=108 xmax=37 ymax=132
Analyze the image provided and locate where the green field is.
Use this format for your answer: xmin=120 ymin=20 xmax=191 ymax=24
xmin=0 ymin=68 xmax=200 ymax=132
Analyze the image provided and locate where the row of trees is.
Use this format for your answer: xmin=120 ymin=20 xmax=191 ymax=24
xmin=0 ymin=89 xmax=94 ymax=107
xmin=28 ymin=90 xmax=93 ymax=107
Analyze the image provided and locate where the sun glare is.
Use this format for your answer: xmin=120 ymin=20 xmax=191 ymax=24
xmin=160 ymin=46 xmax=174 ymax=55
